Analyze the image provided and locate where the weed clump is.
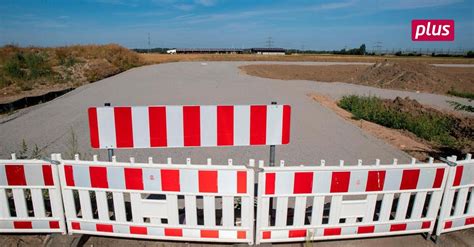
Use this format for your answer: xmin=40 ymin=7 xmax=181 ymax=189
xmin=338 ymin=95 xmax=473 ymax=151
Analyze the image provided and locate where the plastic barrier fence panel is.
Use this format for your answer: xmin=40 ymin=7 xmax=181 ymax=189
xmin=435 ymin=154 xmax=474 ymax=237
xmin=0 ymin=154 xmax=66 ymax=234
xmin=88 ymin=105 xmax=291 ymax=149
xmin=57 ymin=154 xmax=255 ymax=244
xmin=255 ymin=159 xmax=448 ymax=244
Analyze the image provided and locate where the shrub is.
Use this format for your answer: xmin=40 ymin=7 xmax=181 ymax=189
xmin=447 ymin=89 xmax=474 ymax=100
xmin=3 ymin=56 xmax=24 ymax=78
xmin=338 ymin=95 xmax=458 ymax=148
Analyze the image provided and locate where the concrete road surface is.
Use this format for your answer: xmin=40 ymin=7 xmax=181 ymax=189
xmin=1 ymin=62 xmax=473 ymax=246
xmin=1 ymin=61 xmax=470 ymax=165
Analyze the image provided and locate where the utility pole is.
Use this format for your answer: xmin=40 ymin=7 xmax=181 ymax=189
xmin=373 ymin=41 xmax=382 ymax=55
xmin=265 ymin=36 xmax=274 ymax=48
xmin=147 ymin=32 xmax=151 ymax=53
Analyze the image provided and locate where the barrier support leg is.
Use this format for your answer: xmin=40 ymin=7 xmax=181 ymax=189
xmin=104 ymin=102 xmax=114 ymax=161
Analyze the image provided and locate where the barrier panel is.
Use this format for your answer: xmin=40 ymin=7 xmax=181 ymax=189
xmin=56 ymin=154 xmax=255 ymax=244
xmin=0 ymin=154 xmax=66 ymax=234
xmin=255 ymin=159 xmax=448 ymax=244
xmin=435 ymin=154 xmax=474 ymax=238
xmin=88 ymin=104 xmax=291 ymax=149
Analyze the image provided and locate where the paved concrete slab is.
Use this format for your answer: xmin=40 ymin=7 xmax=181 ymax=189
xmin=2 ymin=61 xmax=469 ymax=165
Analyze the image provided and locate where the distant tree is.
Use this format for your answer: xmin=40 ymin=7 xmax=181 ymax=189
xmin=359 ymin=44 xmax=366 ymax=55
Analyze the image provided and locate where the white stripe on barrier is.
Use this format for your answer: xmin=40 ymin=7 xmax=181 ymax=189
xmin=166 ymin=106 xmax=184 ymax=147
xmin=97 ymin=107 xmax=116 ymax=148
xmin=132 ymin=106 xmax=150 ymax=148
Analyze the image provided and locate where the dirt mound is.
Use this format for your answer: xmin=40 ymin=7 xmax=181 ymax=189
xmin=240 ymin=62 xmax=474 ymax=95
xmin=357 ymin=61 xmax=470 ymax=94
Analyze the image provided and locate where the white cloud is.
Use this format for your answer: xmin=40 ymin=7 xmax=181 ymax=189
xmin=195 ymin=0 xmax=217 ymax=7
xmin=375 ymin=0 xmax=463 ymax=10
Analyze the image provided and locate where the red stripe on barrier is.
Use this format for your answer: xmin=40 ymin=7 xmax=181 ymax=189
xmin=49 ymin=221 xmax=60 ymax=229
xmin=201 ymin=229 xmax=219 ymax=238
xmin=289 ymin=229 xmax=306 ymax=238
xmin=42 ymin=165 xmax=54 ymax=186
xmin=149 ymin=106 xmax=168 ymax=147
xmin=422 ymin=221 xmax=431 ymax=229
xmin=390 ymin=223 xmax=407 ymax=232
xmin=124 ymin=168 xmax=143 ymax=190
xmin=294 ymin=172 xmax=313 ymax=194
xmin=96 ymin=224 xmax=113 ymax=232
xmin=130 ymin=226 xmax=148 ymax=235
xmin=88 ymin=107 xmax=100 ymax=148
xmin=71 ymin=222 xmax=81 ymax=230
xmin=250 ymin=105 xmax=267 ymax=145
xmin=114 ymin=107 xmax=134 ymax=148
xmin=444 ymin=221 xmax=452 ymax=229
xmin=432 ymin=168 xmax=445 ymax=188
xmin=366 ymin=171 xmax=385 ymax=191
xmin=5 ymin=165 xmax=26 ymax=186
xmin=161 ymin=169 xmax=180 ymax=191
xmin=237 ymin=171 xmax=247 ymax=193
xmin=453 ymin=166 xmax=463 ymax=186
xmin=357 ymin=225 xmax=375 ymax=234
xmin=217 ymin=106 xmax=234 ymax=146
xmin=324 ymin=228 xmax=341 ymax=236
xmin=330 ymin=172 xmax=350 ymax=193
xmin=199 ymin=171 xmax=218 ymax=193
xmin=64 ymin=165 xmax=75 ymax=186
xmin=165 ymin=228 xmax=183 ymax=237
xmin=282 ymin=105 xmax=291 ymax=144
xmin=262 ymin=231 xmax=271 ymax=239
xmin=465 ymin=217 xmax=474 ymax=225
xmin=237 ymin=231 xmax=246 ymax=239
xmin=265 ymin=173 xmax=275 ymax=195
xmin=14 ymin=221 xmax=32 ymax=229
xmin=90 ymin=166 xmax=108 ymax=188
xmin=400 ymin=169 xmax=420 ymax=190
xmin=183 ymin=106 xmax=201 ymax=146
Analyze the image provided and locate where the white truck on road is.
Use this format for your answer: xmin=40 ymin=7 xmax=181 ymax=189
xmin=166 ymin=49 xmax=177 ymax=54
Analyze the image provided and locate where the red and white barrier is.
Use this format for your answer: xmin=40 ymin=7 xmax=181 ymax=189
xmin=255 ymin=159 xmax=448 ymax=244
xmin=0 ymin=154 xmax=66 ymax=234
xmin=57 ymin=154 xmax=255 ymax=244
xmin=88 ymin=105 xmax=291 ymax=149
xmin=435 ymin=154 xmax=474 ymax=238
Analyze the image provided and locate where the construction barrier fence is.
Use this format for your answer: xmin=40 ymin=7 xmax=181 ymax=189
xmin=0 ymin=154 xmax=472 ymax=245
xmin=0 ymin=154 xmax=66 ymax=234
xmin=56 ymin=154 xmax=255 ymax=244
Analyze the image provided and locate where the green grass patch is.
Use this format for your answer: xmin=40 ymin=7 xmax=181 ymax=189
xmin=338 ymin=95 xmax=458 ymax=148
xmin=447 ymin=90 xmax=474 ymax=100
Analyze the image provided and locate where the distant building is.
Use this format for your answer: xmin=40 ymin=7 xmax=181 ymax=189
xmin=250 ymin=48 xmax=286 ymax=55
xmin=174 ymin=48 xmax=244 ymax=54
xmin=167 ymin=47 xmax=287 ymax=55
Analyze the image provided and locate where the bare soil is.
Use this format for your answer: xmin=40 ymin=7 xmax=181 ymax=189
xmin=140 ymin=53 xmax=474 ymax=64
xmin=241 ymin=62 xmax=474 ymax=95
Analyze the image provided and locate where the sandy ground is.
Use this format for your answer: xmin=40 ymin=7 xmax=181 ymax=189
xmin=1 ymin=229 xmax=473 ymax=246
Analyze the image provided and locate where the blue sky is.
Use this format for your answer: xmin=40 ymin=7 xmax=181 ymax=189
xmin=0 ymin=0 xmax=473 ymax=50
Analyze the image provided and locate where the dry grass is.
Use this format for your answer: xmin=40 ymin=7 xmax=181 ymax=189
xmin=140 ymin=53 xmax=474 ymax=64
xmin=0 ymin=44 xmax=143 ymax=103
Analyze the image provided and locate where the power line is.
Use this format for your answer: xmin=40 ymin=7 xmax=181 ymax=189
xmin=265 ymin=36 xmax=274 ymax=48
